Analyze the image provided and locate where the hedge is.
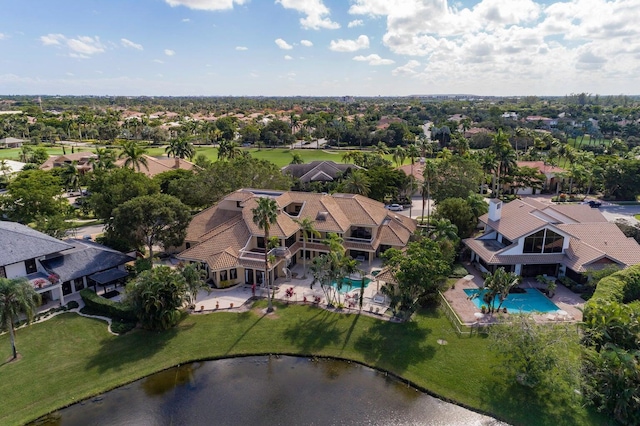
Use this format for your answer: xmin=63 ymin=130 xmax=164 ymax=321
xmin=585 ymin=264 xmax=640 ymax=319
xmin=79 ymin=288 xmax=136 ymax=321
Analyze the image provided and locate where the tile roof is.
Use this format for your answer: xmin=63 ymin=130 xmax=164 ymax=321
xmin=40 ymin=240 xmax=134 ymax=282
xmin=178 ymin=189 xmax=416 ymax=272
xmin=113 ymin=155 xmax=194 ymax=177
xmin=40 ymin=151 xmax=98 ymax=171
xmin=516 ymin=161 xmax=564 ymax=175
xmin=467 ymin=198 xmax=640 ymax=273
xmin=0 ymin=221 xmax=73 ymax=266
xmin=281 ymin=161 xmax=361 ymax=183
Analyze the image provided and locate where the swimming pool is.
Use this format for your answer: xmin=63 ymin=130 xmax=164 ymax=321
xmin=331 ymin=277 xmax=371 ymax=292
xmin=463 ymin=288 xmax=560 ymax=314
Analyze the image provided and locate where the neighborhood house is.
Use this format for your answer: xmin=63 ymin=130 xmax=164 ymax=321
xmin=464 ymin=199 xmax=640 ymax=282
xmin=177 ymin=189 xmax=416 ymax=288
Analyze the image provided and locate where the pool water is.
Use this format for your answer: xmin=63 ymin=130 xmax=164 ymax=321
xmin=464 ymin=288 xmax=560 ymax=314
xmin=331 ymin=277 xmax=371 ymax=292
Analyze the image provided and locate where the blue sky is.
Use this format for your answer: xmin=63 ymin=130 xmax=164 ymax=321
xmin=0 ymin=0 xmax=638 ymax=96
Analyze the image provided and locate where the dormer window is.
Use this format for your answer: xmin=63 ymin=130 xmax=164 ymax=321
xmin=523 ymin=229 xmax=563 ymax=254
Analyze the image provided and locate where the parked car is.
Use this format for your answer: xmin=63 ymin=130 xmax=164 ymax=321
xmin=583 ymin=200 xmax=602 ymax=208
xmin=385 ymin=203 xmax=404 ymax=211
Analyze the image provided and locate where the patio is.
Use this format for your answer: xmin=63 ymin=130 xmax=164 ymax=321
xmin=443 ymin=264 xmax=585 ymax=326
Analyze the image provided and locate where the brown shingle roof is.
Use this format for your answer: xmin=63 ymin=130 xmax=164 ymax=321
xmin=179 ymin=189 xmax=416 ymax=272
xmin=114 ymin=155 xmax=194 ymax=177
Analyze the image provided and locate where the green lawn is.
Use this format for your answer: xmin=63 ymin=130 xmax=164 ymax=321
xmin=0 ymin=303 xmax=604 ymax=426
xmin=1 ymin=145 xmax=402 ymax=169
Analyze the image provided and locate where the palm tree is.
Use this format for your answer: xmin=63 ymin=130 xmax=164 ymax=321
xmin=375 ymin=142 xmax=389 ymax=157
xmin=251 ymin=197 xmax=279 ymax=313
xmin=483 ymin=267 xmax=521 ymax=314
xmin=421 ymin=160 xmax=437 ymax=225
xmin=218 ymin=140 xmax=241 ymax=161
xmin=0 ymin=277 xmax=41 ymax=359
xmin=92 ymin=147 xmax=116 ymax=170
xmin=165 ymin=137 xmax=195 ymax=160
xmin=290 ymin=152 xmax=304 ymax=165
xmin=406 ymin=144 xmax=420 ymax=177
xmin=343 ymin=170 xmax=370 ymax=196
xmin=294 ymin=217 xmax=320 ymax=279
xmin=118 ymin=141 xmax=148 ymax=172
xmin=491 ymin=129 xmax=517 ymax=198
xmin=62 ymin=162 xmax=81 ymax=194
xmin=429 ymin=218 xmax=458 ymax=241
xmin=392 ymin=146 xmax=406 ymax=167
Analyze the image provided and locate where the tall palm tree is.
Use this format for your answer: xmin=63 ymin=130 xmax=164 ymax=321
xmin=406 ymin=144 xmax=420 ymax=177
xmin=375 ymin=142 xmax=389 ymax=157
xmin=294 ymin=217 xmax=320 ymax=279
xmin=62 ymin=162 xmax=81 ymax=194
xmin=343 ymin=170 xmax=370 ymax=196
xmin=92 ymin=147 xmax=117 ymax=170
xmin=392 ymin=146 xmax=406 ymax=167
xmin=483 ymin=267 xmax=521 ymax=314
xmin=218 ymin=140 xmax=241 ymax=161
xmin=421 ymin=160 xmax=437 ymax=224
xmin=252 ymin=197 xmax=279 ymax=313
xmin=0 ymin=277 xmax=41 ymax=359
xmin=165 ymin=137 xmax=195 ymax=160
xmin=118 ymin=141 xmax=149 ymax=172
xmin=491 ymin=129 xmax=517 ymax=198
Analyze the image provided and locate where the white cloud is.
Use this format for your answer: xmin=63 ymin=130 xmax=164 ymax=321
xmin=284 ymin=55 xmax=293 ymax=60
xmin=345 ymin=0 xmax=640 ymax=94
xmin=182 ymin=18 xmax=191 ymax=22
xmin=329 ymin=35 xmax=369 ymax=52
xmin=235 ymin=46 xmax=248 ymax=51
xmin=275 ymin=0 xmax=340 ymax=30
xmin=353 ymin=53 xmax=394 ymax=65
xmin=164 ymin=49 xmax=176 ymax=56
xmin=392 ymin=59 xmax=421 ymax=76
xmin=154 ymin=59 xmax=165 ymax=63
xmin=40 ymin=34 xmax=105 ymax=58
xmin=164 ymin=0 xmax=246 ymax=11
xmin=275 ymin=38 xmax=293 ymax=50
xmin=348 ymin=19 xmax=364 ymax=28
xmin=300 ymin=39 xmax=313 ymax=47
xmin=40 ymin=34 xmax=65 ymax=46
xmin=121 ymin=38 xmax=143 ymax=50
xmin=0 ymin=33 xmax=7 ymax=40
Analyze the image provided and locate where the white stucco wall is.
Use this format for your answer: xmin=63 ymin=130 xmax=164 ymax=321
xmin=4 ymin=262 xmax=26 ymax=278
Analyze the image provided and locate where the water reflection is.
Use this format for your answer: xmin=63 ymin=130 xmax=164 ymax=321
xmin=34 ymin=356 xmax=507 ymax=426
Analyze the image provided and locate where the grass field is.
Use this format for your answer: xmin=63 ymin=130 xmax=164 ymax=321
xmin=0 ymin=302 xmax=604 ymax=426
xmin=1 ymin=145 xmax=401 ymax=168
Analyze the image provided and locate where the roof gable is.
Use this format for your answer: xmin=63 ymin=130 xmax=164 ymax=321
xmin=0 ymin=221 xmax=73 ymax=266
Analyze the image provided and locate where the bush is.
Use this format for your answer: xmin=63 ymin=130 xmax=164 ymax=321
xmin=110 ymin=319 xmax=137 ymax=335
xmin=79 ymin=288 xmax=136 ymax=321
xmin=449 ymin=263 xmax=468 ymax=278
xmin=66 ymin=300 xmax=79 ymax=310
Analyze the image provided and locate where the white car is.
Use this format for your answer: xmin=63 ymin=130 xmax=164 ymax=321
xmin=385 ymin=203 xmax=404 ymax=211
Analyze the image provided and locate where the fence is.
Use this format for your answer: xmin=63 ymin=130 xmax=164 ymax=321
xmin=438 ymin=291 xmax=488 ymax=337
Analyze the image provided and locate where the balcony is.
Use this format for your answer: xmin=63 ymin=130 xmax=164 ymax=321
xmin=239 ymin=247 xmax=292 ymax=261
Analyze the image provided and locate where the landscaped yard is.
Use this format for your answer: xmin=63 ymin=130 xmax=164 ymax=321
xmin=0 ymin=302 xmax=605 ymax=426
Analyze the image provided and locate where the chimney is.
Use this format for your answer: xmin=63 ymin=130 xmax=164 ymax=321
xmin=488 ymin=199 xmax=502 ymax=221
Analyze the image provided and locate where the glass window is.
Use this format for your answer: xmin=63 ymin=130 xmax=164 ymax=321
xmin=523 ymin=229 xmax=564 ymax=254
xmin=543 ymin=229 xmax=564 ymax=253
xmin=230 ymin=268 xmax=237 ymax=280
xmin=25 ymin=258 xmax=37 ymax=274
xmin=220 ymin=270 xmax=228 ymax=281
xmin=0 ymin=266 xmax=5 ymax=278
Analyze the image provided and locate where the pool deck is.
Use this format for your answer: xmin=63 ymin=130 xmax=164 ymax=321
xmin=443 ymin=264 xmax=585 ymax=325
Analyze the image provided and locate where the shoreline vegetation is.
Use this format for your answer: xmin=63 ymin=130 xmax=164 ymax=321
xmin=1 ymin=301 xmax=605 ymax=426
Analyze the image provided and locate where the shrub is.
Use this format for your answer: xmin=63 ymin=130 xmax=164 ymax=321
xmin=79 ymin=288 xmax=136 ymax=321
xmin=449 ymin=263 xmax=468 ymax=278
xmin=66 ymin=300 xmax=79 ymax=310
xmin=110 ymin=319 xmax=137 ymax=335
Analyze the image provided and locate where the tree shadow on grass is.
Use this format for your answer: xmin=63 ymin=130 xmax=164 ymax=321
xmin=477 ymin=375 xmax=596 ymax=426
xmin=223 ymin=310 xmax=266 ymax=355
xmin=85 ymin=319 xmax=192 ymax=374
xmin=353 ymin=319 xmax=435 ymax=373
xmin=282 ymin=307 xmax=344 ymax=353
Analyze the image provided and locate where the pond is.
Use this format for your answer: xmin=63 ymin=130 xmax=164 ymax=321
xmin=34 ymin=356 xmax=506 ymax=426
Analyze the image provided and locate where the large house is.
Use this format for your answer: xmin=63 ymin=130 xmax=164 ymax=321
xmin=0 ymin=137 xmax=25 ymax=148
xmin=464 ymin=199 xmax=640 ymax=282
xmin=114 ymin=154 xmax=195 ymax=178
xmin=177 ymin=189 xmax=416 ymax=288
xmin=40 ymin=151 xmax=97 ymax=172
xmin=0 ymin=221 xmax=134 ymax=305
